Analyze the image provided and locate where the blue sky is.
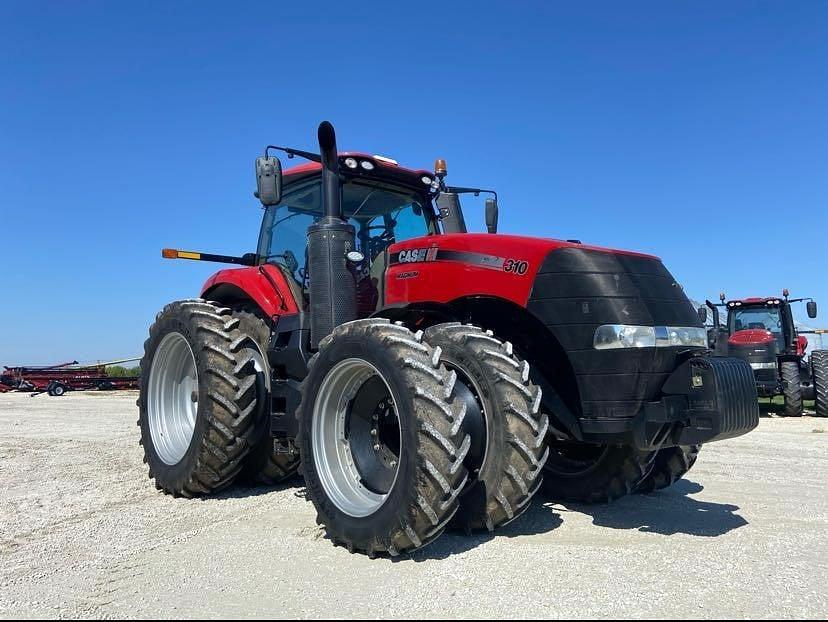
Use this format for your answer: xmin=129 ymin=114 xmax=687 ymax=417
xmin=1 ymin=2 xmax=827 ymax=365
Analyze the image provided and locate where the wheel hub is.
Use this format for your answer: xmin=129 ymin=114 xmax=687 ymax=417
xmin=147 ymin=332 xmax=199 ymax=466
xmin=311 ymin=359 xmax=402 ymax=517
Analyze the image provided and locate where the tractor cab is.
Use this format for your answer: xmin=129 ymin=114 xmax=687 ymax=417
xmin=256 ymin=155 xmax=440 ymax=316
xmin=728 ymin=298 xmax=789 ymax=348
xmin=720 ymin=298 xmax=791 ymax=392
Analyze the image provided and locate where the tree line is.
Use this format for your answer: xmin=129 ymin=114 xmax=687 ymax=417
xmin=105 ymin=365 xmax=141 ymax=378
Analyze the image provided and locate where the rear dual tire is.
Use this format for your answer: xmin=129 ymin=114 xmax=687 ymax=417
xmin=232 ymin=307 xmax=301 ymax=485
xmin=138 ymin=300 xmax=261 ymax=496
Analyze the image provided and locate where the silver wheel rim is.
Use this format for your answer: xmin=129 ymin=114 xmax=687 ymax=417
xmin=148 ymin=332 xmax=199 ymax=465
xmin=312 ymin=358 xmax=401 ymax=518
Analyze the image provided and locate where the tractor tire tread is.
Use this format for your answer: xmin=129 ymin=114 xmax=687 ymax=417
xmin=781 ymin=360 xmax=803 ymax=417
xmin=137 ymin=298 xmax=260 ymax=496
xmin=812 ymin=350 xmax=828 ymax=417
xmin=423 ymin=323 xmax=547 ymax=532
xmin=298 ymin=319 xmax=469 ymax=556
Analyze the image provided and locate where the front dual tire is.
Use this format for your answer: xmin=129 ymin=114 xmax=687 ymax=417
xmin=298 ymin=320 xmax=552 ymax=554
xmin=422 ymin=323 xmax=548 ymax=532
xmin=540 ymin=441 xmax=701 ymax=502
xmin=298 ymin=319 xmax=470 ymax=556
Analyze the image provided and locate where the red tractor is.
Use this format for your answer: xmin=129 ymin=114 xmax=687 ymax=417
xmin=705 ymin=292 xmax=827 ymax=417
xmin=138 ymin=122 xmax=759 ymax=555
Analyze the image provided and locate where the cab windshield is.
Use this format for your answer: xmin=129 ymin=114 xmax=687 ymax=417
xmin=729 ymin=306 xmax=782 ymax=333
xmin=257 ymin=177 xmax=435 ymax=293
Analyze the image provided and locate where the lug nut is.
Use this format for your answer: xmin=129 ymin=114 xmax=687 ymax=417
xmin=373 ymin=444 xmax=380 ymax=451
xmin=389 ymin=460 xmax=397 ymax=468
xmin=370 ymin=428 xmax=378 ymax=436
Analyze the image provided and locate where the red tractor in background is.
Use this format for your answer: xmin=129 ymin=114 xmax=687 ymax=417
xmin=138 ymin=122 xmax=759 ymax=556
xmin=705 ymin=292 xmax=827 ymax=417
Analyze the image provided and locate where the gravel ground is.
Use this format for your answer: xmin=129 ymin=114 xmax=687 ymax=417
xmin=0 ymin=391 xmax=826 ymax=619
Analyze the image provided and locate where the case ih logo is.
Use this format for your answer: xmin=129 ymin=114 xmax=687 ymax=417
xmin=391 ymin=248 xmax=529 ymax=275
xmin=397 ymin=248 xmax=438 ymax=263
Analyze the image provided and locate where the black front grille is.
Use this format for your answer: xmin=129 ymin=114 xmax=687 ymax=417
xmin=528 ymin=246 xmax=704 ymax=419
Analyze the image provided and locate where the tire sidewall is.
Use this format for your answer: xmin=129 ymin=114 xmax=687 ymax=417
xmin=299 ymin=332 xmax=421 ymax=545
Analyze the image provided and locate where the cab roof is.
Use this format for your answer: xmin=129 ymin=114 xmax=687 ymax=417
xmin=727 ymin=297 xmax=783 ymax=307
xmin=283 ymin=152 xmax=435 ymax=191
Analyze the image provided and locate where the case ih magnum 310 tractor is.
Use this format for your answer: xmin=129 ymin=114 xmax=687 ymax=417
xmin=705 ymin=292 xmax=827 ymax=417
xmin=139 ymin=122 xmax=758 ymax=556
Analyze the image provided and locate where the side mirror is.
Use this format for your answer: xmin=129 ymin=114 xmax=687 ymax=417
xmin=254 ymin=156 xmax=282 ymax=206
xmin=807 ymin=300 xmax=818 ymax=319
xmin=485 ymin=198 xmax=499 ymax=234
xmin=697 ymin=306 xmax=708 ymax=324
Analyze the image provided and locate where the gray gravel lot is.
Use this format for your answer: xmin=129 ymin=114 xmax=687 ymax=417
xmin=0 ymin=391 xmax=826 ymax=619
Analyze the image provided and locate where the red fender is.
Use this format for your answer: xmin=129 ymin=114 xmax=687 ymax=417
xmin=200 ymin=265 xmax=301 ymax=317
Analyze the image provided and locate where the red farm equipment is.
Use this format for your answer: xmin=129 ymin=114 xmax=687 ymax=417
xmin=1 ymin=358 xmax=140 ymax=396
xmin=704 ymin=291 xmax=827 ymax=417
xmin=137 ymin=121 xmax=759 ymax=556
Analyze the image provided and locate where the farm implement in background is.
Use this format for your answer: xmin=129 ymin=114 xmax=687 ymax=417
xmin=0 ymin=357 xmax=141 ymax=396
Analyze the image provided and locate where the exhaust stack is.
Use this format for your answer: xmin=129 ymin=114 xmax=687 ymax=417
xmin=307 ymin=121 xmax=357 ymax=347
xmin=318 ymin=121 xmax=343 ymax=220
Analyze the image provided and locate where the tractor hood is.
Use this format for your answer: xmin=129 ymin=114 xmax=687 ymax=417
xmin=386 ymin=233 xmax=686 ymax=319
xmin=385 ymin=233 xmax=701 ymax=422
xmin=386 ymin=233 xmax=661 ymax=309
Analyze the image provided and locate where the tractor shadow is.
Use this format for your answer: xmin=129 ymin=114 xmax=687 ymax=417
xmin=759 ymin=400 xmax=786 ymax=417
xmin=210 ymin=477 xmax=746 ymax=559
xmin=757 ymin=398 xmax=817 ymax=418
xmin=210 ymin=474 xmax=306 ymax=501
xmin=560 ymin=479 xmax=748 ymax=537
xmin=406 ymin=502 xmax=564 ymax=562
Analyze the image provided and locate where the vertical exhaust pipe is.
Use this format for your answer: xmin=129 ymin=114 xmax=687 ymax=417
xmin=307 ymin=121 xmax=357 ymax=347
xmin=318 ymin=121 xmax=342 ymax=220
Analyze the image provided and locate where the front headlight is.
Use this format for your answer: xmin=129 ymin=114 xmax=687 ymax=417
xmin=656 ymin=326 xmax=708 ymax=348
xmin=594 ymin=325 xmax=656 ymax=349
xmin=594 ymin=325 xmax=707 ymax=350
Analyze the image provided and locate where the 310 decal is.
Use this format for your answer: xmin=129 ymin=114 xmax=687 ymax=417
xmin=503 ymin=259 xmax=529 ymax=275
